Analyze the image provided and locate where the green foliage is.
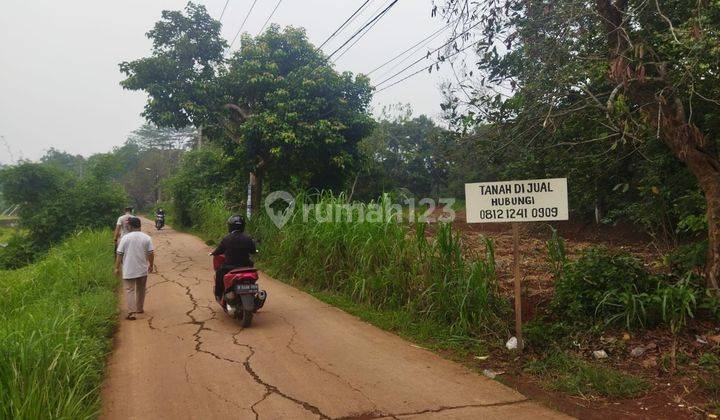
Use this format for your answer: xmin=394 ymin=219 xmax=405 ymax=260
xmin=699 ymin=353 xmax=720 ymax=372
xmin=549 ymin=243 xmax=707 ymax=332
xmin=0 ymin=233 xmax=35 ymax=270
xmin=0 ymin=162 xmax=69 ymax=206
xmin=437 ymin=0 xmax=720 ymax=246
xmin=40 ymin=148 xmax=86 ymax=176
xmin=658 ymin=276 xmax=697 ymax=335
xmin=165 ymin=146 xmax=240 ymax=227
xmin=356 ymin=107 xmax=455 ymax=199
xmin=0 ymin=230 xmax=118 ymax=419
xmin=545 ymin=226 xmax=567 ymax=279
xmin=525 ymin=351 xmax=648 ymax=399
xmin=122 ymin=4 xmax=375 ymax=195
xmin=248 ymin=192 xmax=509 ymax=337
xmin=664 ymin=241 xmax=707 ymax=276
xmin=222 ymin=26 xmax=375 ymax=190
xmin=522 ymin=320 xmax=573 ymax=353
xmin=552 ymin=247 xmax=657 ymax=325
xmin=119 ymin=2 xmax=226 ymax=129
xmin=0 ymin=163 xmax=126 ymax=268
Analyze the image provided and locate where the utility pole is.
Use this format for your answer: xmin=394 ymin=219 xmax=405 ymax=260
xmin=145 ymin=167 xmax=160 ymax=204
xmin=197 ymin=125 xmax=203 ymax=149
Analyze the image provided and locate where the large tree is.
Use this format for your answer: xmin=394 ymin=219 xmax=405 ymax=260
xmin=216 ymin=25 xmax=374 ymax=210
xmin=441 ymin=0 xmax=720 ymax=291
xmin=120 ymin=3 xmax=374 ymax=213
xmin=119 ymin=2 xmax=226 ymax=130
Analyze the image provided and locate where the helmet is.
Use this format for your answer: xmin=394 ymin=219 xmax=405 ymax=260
xmin=227 ymin=215 xmax=245 ymax=233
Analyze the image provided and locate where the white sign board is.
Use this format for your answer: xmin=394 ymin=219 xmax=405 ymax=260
xmin=465 ymin=178 xmax=569 ymax=223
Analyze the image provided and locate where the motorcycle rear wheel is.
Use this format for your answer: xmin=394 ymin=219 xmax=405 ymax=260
xmin=238 ymin=309 xmax=253 ymax=327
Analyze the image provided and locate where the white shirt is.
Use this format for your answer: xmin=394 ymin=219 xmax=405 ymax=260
xmin=116 ymin=214 xmax=133 ymax=238
xmin=117 ymin=231 xmax=154 ymax=279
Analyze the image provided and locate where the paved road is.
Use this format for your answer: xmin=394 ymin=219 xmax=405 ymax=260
xmin=101 ymin=221 xmax=568 ymax=419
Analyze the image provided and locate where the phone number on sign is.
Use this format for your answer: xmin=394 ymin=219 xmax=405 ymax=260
xmin=475 ymin=207 xmax=560 ymax=220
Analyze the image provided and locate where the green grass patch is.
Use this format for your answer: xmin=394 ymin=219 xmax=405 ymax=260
xmin=251 ymin=192 xmax=510 ymax=338
xmin=0 ymin=226 xmax=16 ymax=243
xmin=0 ymin=230 xmax=118 ymax=419
xmin=525 ymin=351 xmax=648 ymax=399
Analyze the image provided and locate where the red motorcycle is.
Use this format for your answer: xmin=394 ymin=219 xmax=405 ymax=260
xmin=212 ymin=255 xmax=267 ymax=327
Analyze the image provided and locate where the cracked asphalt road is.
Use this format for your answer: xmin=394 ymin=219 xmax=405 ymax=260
xmin=100 ymin=221 xmax=569 ymax=420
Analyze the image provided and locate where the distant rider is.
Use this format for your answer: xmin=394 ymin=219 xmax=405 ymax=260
xmin=155 ymin=208 xmax=165 ymax=228
xmin=210 ymin=215 xmax=256 ymax=301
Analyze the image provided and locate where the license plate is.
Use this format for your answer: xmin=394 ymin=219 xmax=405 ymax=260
xmin=237 ymin=284 xmax=258 ymax=292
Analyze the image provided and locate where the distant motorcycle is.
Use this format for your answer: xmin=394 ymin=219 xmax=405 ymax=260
xmin=212 ymin=254 xmax=267 ymax=327
xmin=155 ymin=214 xmax=165 ymax=230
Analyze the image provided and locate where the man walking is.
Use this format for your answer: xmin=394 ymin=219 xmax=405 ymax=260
xmin=114 ymin=206 xmax=134 ymax=248
xmin=115 ymin=216 xmax=155 ymax=320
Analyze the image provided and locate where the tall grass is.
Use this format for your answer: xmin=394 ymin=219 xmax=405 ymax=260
xmin=250 ymin=192 xmax=509 ymax=337
xmin=0 ymin=230 xmax=118 ymax=419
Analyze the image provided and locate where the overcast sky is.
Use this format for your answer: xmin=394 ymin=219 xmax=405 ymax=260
xmin=0 ymin=0 xmax=459 ymax=164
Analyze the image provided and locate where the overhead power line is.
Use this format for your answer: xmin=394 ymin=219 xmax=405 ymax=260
xmin=326 ymin=0 xmax=400 ymax=61
xmin=374 ymin=41 xmax=478 ymax=93
xmin=229 ymin=0 xmax=261 ymax=49
xmin=257 ymin=0 xmax=283 ymax=35
xmin=219 ymin=0 xmax=231 ymax=22
xmin=373 ymin=19 xmax=481 ymax=88
xmin=331 ymin=0 xmax=394 ymax=63
xmin=366 ymin=21 xmax=452 ymax=75
xmin=317 ymin=0 xmax=372 ymax=51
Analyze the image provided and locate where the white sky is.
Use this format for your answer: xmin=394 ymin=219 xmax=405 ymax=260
xmin=0 ymin=0 xmax=458 ymax=164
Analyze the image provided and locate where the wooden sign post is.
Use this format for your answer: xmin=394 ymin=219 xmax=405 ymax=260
xmin=512 ymin=222 xmax=523 ymax=349
xmin=465 ymin=178 xmax=569 ymax=351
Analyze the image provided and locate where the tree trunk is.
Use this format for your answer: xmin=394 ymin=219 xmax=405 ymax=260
xmin=247 ymin=157 xmax=266 ymax=218
xmin=596 ymin=0 xmax=720 ymax=292
xmin=659 ymin=117 xmax=720 ymax=292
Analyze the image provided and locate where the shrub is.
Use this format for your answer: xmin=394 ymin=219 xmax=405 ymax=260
xmin=165 ymin=147 xmax=241 ymax=227
xmin=664 ymin=241 xmax=707 ymax=277
xmin=545 ymin=225 xmax=567 ymax=279
xmin=0 ymin=233 xmax=37 ymax=270
xmin=0 ymin=163 xmax=126 ymax=268
xmin=552 ymin=246 xmax=658 ymax=326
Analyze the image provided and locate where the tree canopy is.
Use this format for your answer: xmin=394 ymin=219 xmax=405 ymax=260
xmin=439 ymin=0 xmax=720 ymax=289
xmin=119 ymin=4 xmax=375 ymax=204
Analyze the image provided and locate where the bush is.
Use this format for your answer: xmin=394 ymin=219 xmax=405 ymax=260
xmin=665 ymin=241 xmax=707 ymax=276
xmin=165 ymin=147 xmax=242 ymax=227
xmin=552 ymin=247 xmax=659 ymax=327
xmin=0 ymin=230 xmax=118 ymax=419
xmin=0 ymin=233 xmax=37 ymax=270
xmin=0 ymin=163 xmax=126 ymax=268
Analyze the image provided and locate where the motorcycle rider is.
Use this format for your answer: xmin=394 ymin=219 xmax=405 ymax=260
xmin=210 ymin=215 xmax=256 ymax=301
xmin=155 ymin=207 xmax=165 ymax=229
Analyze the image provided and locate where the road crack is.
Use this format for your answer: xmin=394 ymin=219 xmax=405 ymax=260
xmin=277 ymin=313 xmax=379 ymax=410
xmin=335 ymin=399 xmax=531 ymax=420
xmin=232 ymin=330 xmax=332 ymax=419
